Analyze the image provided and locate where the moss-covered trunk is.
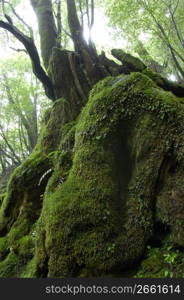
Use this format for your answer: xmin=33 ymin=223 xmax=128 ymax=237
xmin=0 ymin=70 xmax=184 ymax=277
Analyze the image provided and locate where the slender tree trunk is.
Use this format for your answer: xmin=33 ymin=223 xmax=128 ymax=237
xmin=66 ymin=0 xmax=87 ymax=52
xmin=30 ymin=0 xmax=57 ymax=69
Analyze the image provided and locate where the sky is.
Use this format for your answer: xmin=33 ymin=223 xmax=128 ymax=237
xmin=0 ymin=1 xmax=128 ymax=59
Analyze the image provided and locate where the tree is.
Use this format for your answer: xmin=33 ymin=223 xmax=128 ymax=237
xmin=1 ymin=0 xmax=184 ymax=278
xmin=103 ymin=0 xmax=184 ymax=82
xmin=0 ymin=55 xmax=50 ymax=172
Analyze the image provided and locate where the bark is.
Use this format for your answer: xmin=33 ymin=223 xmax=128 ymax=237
xmin=56 ymin=0 xmax=62 ymax=48
xmin=66 ymin=0 xmax=86 ymax=52
xmin=49 ymin=48 xmax=91 ymax=121
xmin=30 ymin=0 xmax=57 ymax=69
xmin=98 ymin=51 xmax=121 ymax=76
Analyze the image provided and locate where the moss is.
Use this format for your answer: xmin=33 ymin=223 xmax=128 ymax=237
xmin=0 ymin=237 xmax=8 ymax=259
xmin=143 ymin=69 xmax=165 ymax=86
xmin=40 ymin=98 xmax=68 ymax=152
xmin=0 ymin=113 xmax=58 ymax=277
xmin=1 ymin=72 xmax=184 ymax=277
xmin=135 ymin=247 xmax=164 ymax=278
xmin=31 ymin=72 xmax=184 ymax=277
xmin=0 ymin=193 xmax=6 ymax=207
xmin=111 ymin=49 xmax=146 ymax=72
xmin=59 ymin=121 xmax=76 ymax=152
xmin=0 ymin=253 xmax=22 ymax=277
xmin=20 ymin=257 xmax=37 ymax=278
xmin=135 ymin=245 xmax=184 ymax=278
xmin=0 ymin=150 xmax=51 ymax=235
xmin=7 ymin=218 xmax=31 ymax=243
xmin=14 ymin=235 xmax=35 ymax=258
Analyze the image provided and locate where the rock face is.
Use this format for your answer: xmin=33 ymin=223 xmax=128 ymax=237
xmin=0 ymin=72 xmax=184 ymax=277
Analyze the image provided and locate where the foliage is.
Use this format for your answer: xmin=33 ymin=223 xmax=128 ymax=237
xmin=135 ymin=245 xmax=184 ymax=278
xmin=103 ymin=0 xmax=184 ymax=81
xmin=0 ymin=54 xmax=50 ymax=173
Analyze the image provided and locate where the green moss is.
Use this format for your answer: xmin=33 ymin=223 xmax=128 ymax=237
xmin=0 ymin=237 xmax=8 ymax=259
xmin=135 ymin=247 xmax=164 ymax=278
xmin=143 ymin=69 xmax=165 ymax=86
xmin=135 ymin=245 xmax=184 ymax=278
xmin=1 ymin=72 xmax=184 ymax=277
xmin=15 ymin=235 xmax=35 ymax=258
xmin=31 ymin=72 xmax=184 ymax=277
xmin=7 ymin=218 xmax=31 ymax=243
xmin=111 ymin=49 xmax=146 ymax=72
xmin=0 ymin=150 xmax=51 ymax=235
xmin=59 ymin=121 xmax=76 ymax=151
xmin=40 ymin=98 xmax=68 ymax=152
xmin=20 ymin=257 xmax=37 ymax=278
xmin=25 ymin=74 xmax=159 ymax=275
xmin=0 ymin=253 xmax=22 ymax=277
xmin=0 ymin=193 xmax=6 ymax=207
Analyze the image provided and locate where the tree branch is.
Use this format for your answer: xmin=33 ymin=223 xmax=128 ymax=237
xmin=0 ymin=146 xmax=20 ymax=165
xmin=0 ymin=125 xmax=21 ymax=164
xmin=4 ymin=0 xmax=34 ymax=38
xmin=66 ymin=0 xmax=87 ymax=52
xmin=56 ymin=0 xmax=62 ymax=47
xmin=90 ymin=0 xmax=94 ymax=29
xmin=10 ymin=47 xmax=27 ymax=53
xmin=168 ymin=1 xmax=183 ymax=48
xmin=86 ymin=0 xmax=90 ymax=29
xmin=79 ymin=0 xmax=84 ymax=28
xmin=0 ymin=20 xmax=55 ymax=100
xmin=169 ymin=46 xmax=184 ymax=78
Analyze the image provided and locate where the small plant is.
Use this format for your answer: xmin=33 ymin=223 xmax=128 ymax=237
xmin=107 ymin=243 xmax=116 ymax=254
xmin=162 ymin=247 xmax=179 ymax=278
xmin=164 ymin=270 xmax=174 ymax=278
xmin=163 ymin=247 xmax=178 ymax=265
xmin=164 ymin=252 xmax=177 ymax=264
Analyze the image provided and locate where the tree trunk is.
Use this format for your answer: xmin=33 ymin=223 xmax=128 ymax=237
xmin=1 ymin=1 xmax=184 ymax=279
xmin=30 ymin=0 xmax=57 ymax=69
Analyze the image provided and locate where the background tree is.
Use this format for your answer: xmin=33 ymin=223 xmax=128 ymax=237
xmin=0 ymin=55 xmax=50 ymax=172
xmin=103 ymin=0 xmax=184 ymax=82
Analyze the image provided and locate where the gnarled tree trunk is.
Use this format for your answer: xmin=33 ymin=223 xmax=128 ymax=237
xmin=0 ymin=68 xmax=184 ymax=277
xmin=1 ymin=0 xmax=184 ymax=278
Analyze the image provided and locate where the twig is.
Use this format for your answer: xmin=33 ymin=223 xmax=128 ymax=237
xmin=4 ymin=0 xmax=34 ymax=38
xmin=10 ymin=46 xmax=27 ymax=53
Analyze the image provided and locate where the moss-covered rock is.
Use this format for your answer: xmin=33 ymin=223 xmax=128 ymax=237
xmin=0 ymin=72 xmax=184 ymax=277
